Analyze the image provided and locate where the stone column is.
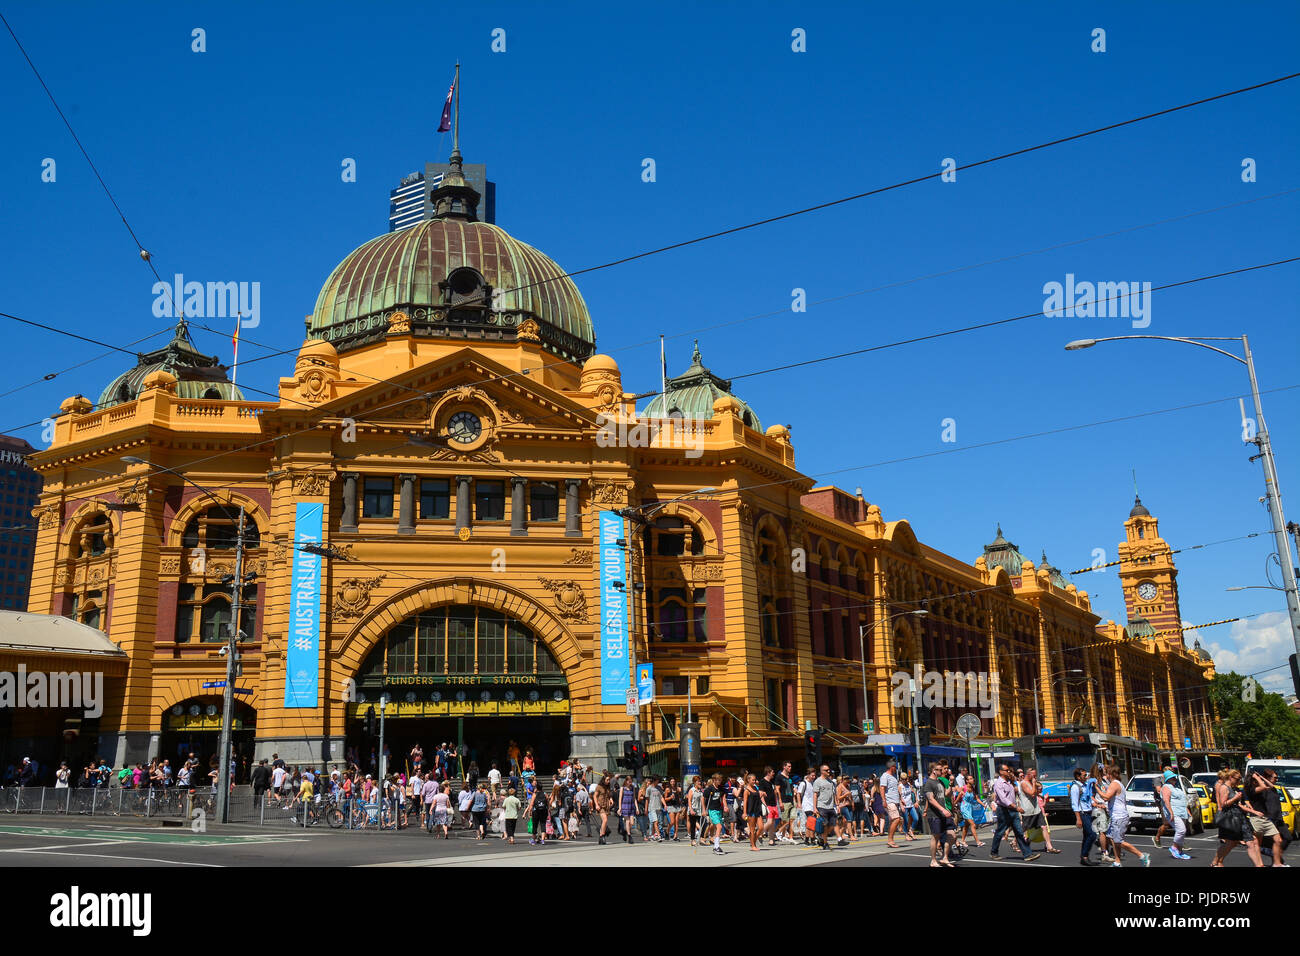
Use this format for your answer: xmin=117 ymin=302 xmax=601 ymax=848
xmin=398 ymin=474 xmax=416 ymax=535
xmin=564 ymin=479 xmax=582 ymax=537
xmin=510 ymin=478 xmax=528 ymax=536
xmin=340 ymin=473 xmax=358 ymax=533
xmin=455 ymin=476 xmax=472 ymax=533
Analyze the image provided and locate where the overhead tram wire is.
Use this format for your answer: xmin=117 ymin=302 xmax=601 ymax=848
xmin=186 ymin=186 xmax=1300 ymax=410
xmin=6 ymin=16 xmax=1298 ymax=435
xmin=4 ymin=256 xmax=1298 ymax=502
xmin=0 ymin=320 xmax=180 ymax=401
xmin=464 ymin=71 xmax=1300 ymax=305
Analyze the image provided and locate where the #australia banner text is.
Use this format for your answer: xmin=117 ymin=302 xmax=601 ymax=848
xmin=284 ymin=502 xmax=323 ymax=707
xmin=598 ymin=510 xmax=629 ymax=705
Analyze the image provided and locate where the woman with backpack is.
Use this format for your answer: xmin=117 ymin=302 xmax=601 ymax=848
xmin=527 ymin=780 xmax=550 ymax=846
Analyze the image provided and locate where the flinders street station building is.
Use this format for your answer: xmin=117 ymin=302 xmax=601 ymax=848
xmin=16 ymin=149 xmax=1216 ymax=776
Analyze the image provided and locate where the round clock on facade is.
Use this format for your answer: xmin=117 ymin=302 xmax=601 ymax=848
xmin=447 ymin=410 xmax=482 ymax=445
xmin=1137 ymin=581 xmax=1159 ymax=601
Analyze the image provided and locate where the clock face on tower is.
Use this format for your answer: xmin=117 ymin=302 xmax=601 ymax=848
xmin=1137 ymin=581 xmax=1158 ymax=602
xmin=447 ymin=411 xmax=482 ymax=445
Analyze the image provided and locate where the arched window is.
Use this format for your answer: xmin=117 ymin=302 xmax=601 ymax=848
xmin=181 ymin=506 xmax=260 ymax=551
xmin=71 ymin=590 xmax=104 ymax=630
xmin=71 ymin=512 xmax=113 ymax=559
xmin=202 ymin=387 xmax=222 ymax=400
xmin=651 ymin=515 xmax=705 ymax=557
xmin=355 ymin=605 xmax=561 ymax=679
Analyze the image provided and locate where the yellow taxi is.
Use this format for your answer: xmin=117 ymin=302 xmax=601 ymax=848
xmin=1191 ymin=783 xmax=1216 ymax=828
xmin=1275 ymin=785 xmax=1298 ymax=834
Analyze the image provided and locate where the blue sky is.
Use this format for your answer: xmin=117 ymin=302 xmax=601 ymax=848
xmin=3 ymin=2 xmax=1298 ymax=691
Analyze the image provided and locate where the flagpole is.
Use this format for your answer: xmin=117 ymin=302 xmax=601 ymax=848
xmin=231 ymin=314 xmax=240 ymax=386
xmin=659 ymin=335 xmax=667 ymax=418
xmin=453 ymin=61 xmax=460 ymax=153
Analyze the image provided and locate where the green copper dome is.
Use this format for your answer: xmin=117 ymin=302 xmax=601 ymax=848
xmin=981 ymin=525 xmax=1032 ymax=579
xmin=640 ymin=341 xmax=761 ymax=430
xmin=97 ymin=321 xmax=243 ymax=408
xmin=308 ymin=218 xmax=594 ymax=363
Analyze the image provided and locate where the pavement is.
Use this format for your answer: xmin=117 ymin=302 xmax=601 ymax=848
xmin=0 ymin=816 xmax=1272 ymax=867
xmin=0 ymin=816 xmax=1279 ymax=868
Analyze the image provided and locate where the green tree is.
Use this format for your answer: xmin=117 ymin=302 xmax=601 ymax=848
xmin=1209 ymin=672 xmax=1300 ymax=757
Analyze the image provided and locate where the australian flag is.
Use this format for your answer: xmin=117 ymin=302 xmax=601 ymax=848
xmin=437 ymin=75 xmax=455 ymax=132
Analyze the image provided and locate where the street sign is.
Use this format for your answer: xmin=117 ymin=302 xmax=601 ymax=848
xmin=636 ymin=663 xmax=655 ymax=704
xmin=234 ymin=688 xmax=254 ymax=696
xmin=625 ymin=688 xmax=638 ymax=716
xmin=955 ymin=713 xmax=982 ymax=741
xmin=202 ymin=681 xmax=227 ymax=689
xmin=863 ymin=719 xmax=875 ymax=734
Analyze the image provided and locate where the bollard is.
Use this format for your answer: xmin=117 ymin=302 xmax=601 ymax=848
xmin=90 ymin=787 xmax=97 ymax=816
xmin=65 ymin=788 xmax=71 ymax=814
xmin=39 ymin=788 xmax=45 ymax=813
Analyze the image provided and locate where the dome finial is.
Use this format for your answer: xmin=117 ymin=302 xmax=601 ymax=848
xmin=691 ymin=339 xmax=702 ymax=365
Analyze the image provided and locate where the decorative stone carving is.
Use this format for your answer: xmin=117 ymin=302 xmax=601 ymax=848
xmin=296 ymin=367 xmax=331 ymax=404
xmin=562 ymin=548 xmax=593 ymax=566
xmin=516 ymin=317 xmax=542 ymax=344
xmin=160 ymin=557 xmax=181 ymax=575
xmin=333 ymin=576 xmax=385 ymax=619
xmin=457 ymin=527 xmax=473 ymax=541
xmin=270 ymin=538 xmax=289 ymax=564
xmin=695 ymin=563 xmax=723 ymax=581
xmin=735 ymin=500 xmax=753 ymax=525
xmin=538 ymin=578 xmax=589 ymax=624
xmin=292 ymin=472 xmax=331 ymax=497
xmin=386 ymin=310 xmax=412 ymax=334
xmin=447 ymin=385 xmax=491 ymax=406
xmin=53 ymin=567 xmax=69 ymax=586
xmin=589 ymin=479 xmax=632 ymax=507
xmin=31 ymin=504 xmax=59 ymax=530
xmin=87 ymin=567 xmax=104 ymax=585
xmin=498 ymin=405 xmax=526 ymax=424
xmin=593 ymin=383 xmax=622 ymax=414
xmin=207 ymin=560 xmax=235 ymax=577
xmin=120 ymin=488 xmax=149 ymax=507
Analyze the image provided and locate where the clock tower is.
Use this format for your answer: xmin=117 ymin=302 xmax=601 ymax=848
xmin=1117 ymin=496 xmax=1184 ymax=645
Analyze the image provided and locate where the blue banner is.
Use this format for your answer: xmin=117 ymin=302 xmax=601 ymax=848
xmin=284 ymin=502 xmax=324 ymax=708
xmin=598 ymin=510 xmax=629 ymax=705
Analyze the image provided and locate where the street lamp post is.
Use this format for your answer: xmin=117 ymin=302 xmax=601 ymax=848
xmin=1066 ymin=335 xmax=1300 ymax=665
xmin=123 ymin=456 xmax=249 ymax=824
xmin=858 ymin=608 xmax=929 ymax=738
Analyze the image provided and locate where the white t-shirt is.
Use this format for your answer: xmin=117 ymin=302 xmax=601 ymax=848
xmin=488 ymin=768 xmax=501 ymax=786
xmin=799 ymin=779 xmax=817 ymax=813
xmin=271 ymin=767 xmax=287 ymax=789
xmin=458 ymin=788 xmax=473 ymax=811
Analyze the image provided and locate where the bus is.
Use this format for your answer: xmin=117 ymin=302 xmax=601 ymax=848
xmin=1011 ymin=729 xmax=1160 ymax=819
xmin=837 ymin=744 xmax=969 ymax=782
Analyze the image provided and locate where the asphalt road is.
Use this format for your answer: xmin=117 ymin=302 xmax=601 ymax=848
xmin=0 ymin=815 xmax=1275 ymax=867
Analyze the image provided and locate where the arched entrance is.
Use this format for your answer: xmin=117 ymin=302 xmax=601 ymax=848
xmin=159 ymin=697 xmax=256 ymax=782
xmin=347 ymin=603 xmax=571 ymax=777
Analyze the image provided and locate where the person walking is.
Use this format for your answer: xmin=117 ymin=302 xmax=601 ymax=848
xmin=686 ymin=775 xmax=704 ymax=845
xmin=881 ymin=762 xmax=904 ymax=847
xmin=1245 ymin=767 xmax=1290 ymax=866
xmin=617 ymin=775 xmax=637 ymax=844
xmin=702 ymin=772 xmax=727 ymax=855
xmin=899 ymin=771 xmax=918 ymax=839
xmin=1159 ymin=770 xmax=1193 ymax=860
xmin=501 ymin=787 xmax=521 ymax=844
xmin=988 ymin=764 xmax=1040 ymax=862
xmin=1211 ymin=768 xmax=1265 ymax=867
xmin=1097 ymin=763 xmax=1150 ymax=867
xmin=1089 ymin=764 xmax=1113 ymax=862
xmin=1069 ymin=767 xmax=1098 ymax=865
xmin=594 ymin=776 xmax=612 ymax=845
xmin=526 ymin=780 xmax=550 ymax=846
xmin=774 ymin=762 xmax=797 ymax=843
xmin=920 ymin=763 xmax=956 ymax=867
xmin=812 ymin=765 xmax=840 ymax=850
xmin=645 ymin=776 xmax=665 ymax=842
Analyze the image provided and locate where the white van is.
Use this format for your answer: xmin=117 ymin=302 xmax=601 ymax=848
xmin=1244 ymin=758 xmax=1300 ymax=802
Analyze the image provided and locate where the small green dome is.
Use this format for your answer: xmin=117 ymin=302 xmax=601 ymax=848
xmin=981 ymin=525 xmax=1032 ymax=579
xmin=97 ymin=321 xmax=243 ymax=408
xmin=640 ymin=341 xmax=761 ymax=430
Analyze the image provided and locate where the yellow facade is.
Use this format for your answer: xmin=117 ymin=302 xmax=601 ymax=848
xmin=24 ymin=160 xmax=1215 ymax=772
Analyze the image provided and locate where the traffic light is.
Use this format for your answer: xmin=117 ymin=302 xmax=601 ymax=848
xmin=803 ymin=728 xmax=823 ymax=769
xmin=365 ymin=705 xmax=376 ymax=737
xmin=619 ymin=739 xmax=643 ymax=770
xmin=915 ymin=707 xmax=932 ymax=747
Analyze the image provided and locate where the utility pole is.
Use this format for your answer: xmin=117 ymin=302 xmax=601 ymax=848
xmin=215 ymin=505 xmax=246 ymax=824
xmin=909 ymin=677 xmax=922 ymax=778
xmin=378 ymin=694 xmax=389 ymax=782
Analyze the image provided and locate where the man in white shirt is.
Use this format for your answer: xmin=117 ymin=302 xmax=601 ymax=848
xmin=488 ymin=763 xmax=502 ymax=796
xmin=798 ymin=769 xmax=818 ymax=845
xmin=881 ymin=760 xmax=903 ymax=847
xmin=270 ymin=764 xmax=287 ymax=804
